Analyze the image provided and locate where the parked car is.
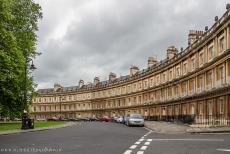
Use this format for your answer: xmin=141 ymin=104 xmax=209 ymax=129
xmin=89 ymin=117 xmax=100 ymax=121
xmin=116 ymin=116 xmax=124 ymax=123
xmin=125 ymin=113 xmax=144 ymax=127
xmin=79 ymin=117 xmax=90 ymax=122
xmin=59 ymin=117 xmax=69 ymax=121
xmin=111 ymin=116 xmax=118 ymax=122
xmin=99 ymin=116 xmax=111 ymax=122
xmin=69 ymin=118 xmax=81 ymax=121
xmin=47 ymin=117 xmax=59 ymax=121
xmin=36 ymin=118 xmax=46 ymax=121
xmin=13 ymin=118 xmax=21 ymax=121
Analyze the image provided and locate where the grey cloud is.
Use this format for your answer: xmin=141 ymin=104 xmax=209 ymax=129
xmin=34 ymin=0 xmax=227 ymax=89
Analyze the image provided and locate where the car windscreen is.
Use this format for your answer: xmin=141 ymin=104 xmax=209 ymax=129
xmin=130 ymin=114 xmax=143 ymax=119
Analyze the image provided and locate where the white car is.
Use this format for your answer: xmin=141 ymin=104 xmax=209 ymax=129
xmin=36 ymin=118 xmax=46 ymax=121
xmin=116 ymin=116 xmax=124 ymax=123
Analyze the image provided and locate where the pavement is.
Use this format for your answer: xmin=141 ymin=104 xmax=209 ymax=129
xmin=0 ymin=122 xmax=75 ymax=136
xmin=0 ymin=122 xmax=230 ymax=154
xmin=144 ymin=121 xmax=230 ymax=134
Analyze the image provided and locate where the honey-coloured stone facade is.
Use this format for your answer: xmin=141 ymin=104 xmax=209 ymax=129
xmin=31 ymin=7 xmax=230 ymax=126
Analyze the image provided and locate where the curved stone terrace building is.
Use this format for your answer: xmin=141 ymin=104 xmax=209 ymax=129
xmin=32 ymin=7 xmax=230 ymax=126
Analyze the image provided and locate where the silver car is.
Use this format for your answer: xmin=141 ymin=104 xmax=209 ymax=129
xmin=125 ymin=113 xmax=144 ymax=127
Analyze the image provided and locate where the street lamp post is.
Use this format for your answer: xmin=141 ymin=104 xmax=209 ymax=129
xmin=21 ymin=58 xmax=36 ymax=129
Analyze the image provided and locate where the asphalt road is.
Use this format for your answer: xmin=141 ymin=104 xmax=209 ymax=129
xmin=128 ymin=132 xmax=230 ymax=154
xmin=0 ymin=122 xmax=230 ymax=154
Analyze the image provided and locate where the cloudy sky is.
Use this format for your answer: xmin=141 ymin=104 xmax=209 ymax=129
xmin=34 ymin=0 xmax=227 ymax=89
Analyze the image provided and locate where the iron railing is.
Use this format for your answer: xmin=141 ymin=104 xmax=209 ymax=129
xmin=144 ymin=114 xmax=230 ymax=126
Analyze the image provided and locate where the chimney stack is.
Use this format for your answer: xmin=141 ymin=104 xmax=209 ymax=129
xmin=54 ymin=83 xmax=62 ymax=92
xmin=130 ymin=65 xmax=139 ymax=76
xmin=93 ymin=76 xmax=100 ymax=85
xmin=188 ymin=30 xmax=204 ymax=46
xmin=79 ymin=79 xmax=84 ymax=88
xmin=167 ymin=46 xmax=178 ymax=59
xmin=109 ymin=72 xmax=116 ymax=81
xmin=148 ymin=57 xmax=157 ymax=67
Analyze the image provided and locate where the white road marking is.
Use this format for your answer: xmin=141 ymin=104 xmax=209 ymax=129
xmin=150 ymin=139 xmax=224 ymax=142
xmin=140 ymin=146 xmax=148 ymax=150
xmin=135 ymin=141 xmax=141 ymax=145
xmin=216 ymin=148 xmax=230 ymax=152
xmin=144 ymin=141 xmax=150 ymax=145
xmin=123 ymin=130 xmax=152 ymax=154
xmin=123 ymin=150 xmax=132 ymax=154
xmin=130 ymin=145 xmax=137 ymax=149
xmin=144 ymin=127 xmax=152 ymax=132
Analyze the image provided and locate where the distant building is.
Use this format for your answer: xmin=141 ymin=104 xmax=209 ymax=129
xmin=31 ymin=7 xmax=230 ymax=126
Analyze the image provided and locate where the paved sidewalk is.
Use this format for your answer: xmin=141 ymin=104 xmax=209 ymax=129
xmin=145 ymin=121 xmax=188 ymax=134
xmin=144 ymin=121 xmax=230 ymax=134
xmin=0 ymin=122 xmax=76 ymax=136
xmin=186 ymin=126 xmax=230 ymax=133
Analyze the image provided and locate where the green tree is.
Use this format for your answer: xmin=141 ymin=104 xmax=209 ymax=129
xmin=0 ymin=0 xmax=42 ymax=119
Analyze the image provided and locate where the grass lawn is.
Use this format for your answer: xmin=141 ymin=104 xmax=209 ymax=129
xmin=0 ymin=121 xmax=66 ymax=131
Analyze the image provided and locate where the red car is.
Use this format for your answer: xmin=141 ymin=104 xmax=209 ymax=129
xmin=99 ymin=116 xmax=111 ymax=122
